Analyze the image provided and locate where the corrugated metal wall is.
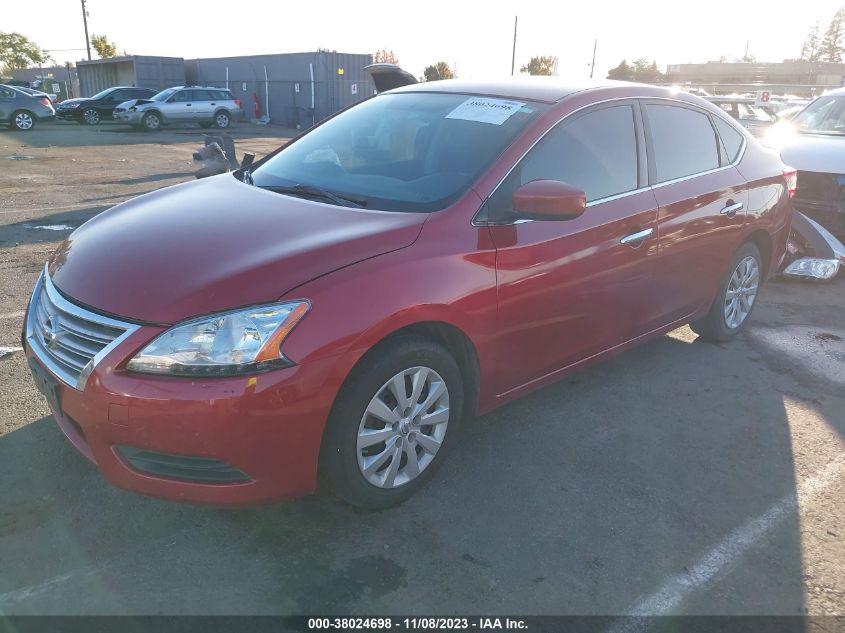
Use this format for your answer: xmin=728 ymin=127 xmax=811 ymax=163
xmin=77 ymin=56 xmax=185 ymax=97
xmin=189 ymin=52 xmax=373 ymax=126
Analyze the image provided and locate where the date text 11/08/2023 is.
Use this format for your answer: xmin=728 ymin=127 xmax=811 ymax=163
xmin=306 ymin=617 xmax=528 ymax=630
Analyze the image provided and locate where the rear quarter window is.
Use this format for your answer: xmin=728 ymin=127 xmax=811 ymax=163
xmin=645 ymin=104 xmax=721 ymax=184
xmin=713 ymin=116 xmax=744 ymax=163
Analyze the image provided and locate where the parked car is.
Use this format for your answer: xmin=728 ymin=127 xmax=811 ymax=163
xmin=15 ymin=86 xmax=59 ymax=104
xmin=24 ymin=79 xmax=793 ymax=509
xmin=55 ymin=86 xmax=157 ymax=125
xmin=113 ymin=86 xmax=242 ymax=130
xmin=0 ymin=84 xmax=55 ymax=131
xmin=765 ymin=87 xmax=845 ymax=239
xmin=706 ymin=97 xmax=775 ymax=137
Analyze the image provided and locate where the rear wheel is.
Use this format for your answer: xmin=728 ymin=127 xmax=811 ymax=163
xmin=691 ymin=242 xmax=762 ymax=342
xmin=142 ymin=112 xmax=162 ymax=131
xmin=321 ymin=337 xmax=464 ymax=509
xmin=213 ymin=110 xmax=231 ymax=128
xmin=82 ymin=108 xmax=100 ymax=125
xmin=11 ymin=110 xmax=35 ymax=131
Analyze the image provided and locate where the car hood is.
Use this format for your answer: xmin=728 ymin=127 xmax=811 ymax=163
xmin=780 ymin=133 xmax=845 ymax=174
xmin=58 ymin=98 xmax=89 ymax=107
xmin=49 ymin=175 xmax=427 ymax=324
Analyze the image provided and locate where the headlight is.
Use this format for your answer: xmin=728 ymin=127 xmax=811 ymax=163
xmin=127 ymin=301 xmax=310 ymax=376
xmin=128 ymin=106 xmax=137 ymax=112
xmin=65 ymin=102 xmax=81 ymax=109
xmin=783 ymin=258 xmax=840 ymax=281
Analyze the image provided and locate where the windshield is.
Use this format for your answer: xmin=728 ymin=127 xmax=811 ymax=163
xmin=792 ymin=96 xmax=845 ymax=135
xmin=250 ymin=92 xmax=547 ymax=212
xmin=152 ymin=88 xmax=178 ymax=102
xmin=89 ymin=87 xmax=116 ymax=100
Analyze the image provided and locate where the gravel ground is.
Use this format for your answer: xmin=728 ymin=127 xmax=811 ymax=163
xmin=0 ymin=121 xmax=843 ymax=619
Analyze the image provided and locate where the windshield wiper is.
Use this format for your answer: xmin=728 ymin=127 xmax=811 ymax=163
xmin=258 ymin=184 xmax=367 ymax=208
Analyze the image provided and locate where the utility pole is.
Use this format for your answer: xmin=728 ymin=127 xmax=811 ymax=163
xmin=589 ymin=39 xmax=597 ymax=78
xmin=80 ymin=0 xmax=91 ymax=61
xmin=511 ymin=16 xmax=518 ymax=75
xmin=744 ymin=40 xmax=750 ymax=61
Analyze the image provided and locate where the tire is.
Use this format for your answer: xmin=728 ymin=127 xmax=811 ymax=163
xmin=11 ymin=110 xmax=35 ymax=131
xmin=213 ymin=110 xmax=231 ymax=129
xmin=142 ymin=112 xmax=162 ymax=131
xmin=321 ymin=336 xmax=464 ymax=509
xmin=690 ymin=242 xmax=762 ymax=342
xmin=82 ymin=108 xmax=100 ymax=125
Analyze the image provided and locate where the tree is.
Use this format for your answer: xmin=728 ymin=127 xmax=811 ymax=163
xmin=800 ymin=21 xmax=821 ymax=62
xmin=0 ymin=32 xmax=46 ymax=73
xmin=373 ymin=49 xmax=399 ymax=64
xmin=520 ymin=55 xmax=555 ymax=76
xmin=91 ymin=34 xmax=119 ymax=59
xmin=820 ymin=7 xmax=845 ymax=63
xmin=607 ymin=58 xmax=664 ymax=83
xmin=631 ymin=58 xmax=664 ymax=83
xmin=423 ymin=61 xmax=453 ymax=81
xmin=607 ymin=59 xmax=632 ymax=80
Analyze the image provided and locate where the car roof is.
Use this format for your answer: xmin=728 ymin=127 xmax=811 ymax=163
xmin=385 ymin=77 xmax=690 ymax=104
xmin=174 ymin=85 xmax=231 ymax=91
xmin=823 ymin=86 xmax=845 ymax=97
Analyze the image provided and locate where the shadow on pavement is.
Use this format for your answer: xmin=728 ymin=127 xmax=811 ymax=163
xmin=0 ymin=206 xmax=109 ymax=249
xmin=0 ymin=325 xmax=819 ymax=616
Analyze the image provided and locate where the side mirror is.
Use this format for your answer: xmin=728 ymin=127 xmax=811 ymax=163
xmin=512 ymin=179 xmax=586 ymax=221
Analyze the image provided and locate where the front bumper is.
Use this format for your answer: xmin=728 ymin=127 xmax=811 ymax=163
xmin=24 ymin=305 xmax=341 ymax=505
xmin=113 ymin=110 xmax=145 ymax=125
xmin=55 ymin=110 xmax=81 ymax=121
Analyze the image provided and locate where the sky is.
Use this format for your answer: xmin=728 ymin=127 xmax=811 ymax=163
xmin=5 ymin=0 xmax=841 ymax=79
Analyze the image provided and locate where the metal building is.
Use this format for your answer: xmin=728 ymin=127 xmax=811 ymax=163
xmin=185 ymin=51 xmax=373 ymax=126
xmin=76 ymin=56 xmax=186 ymax=97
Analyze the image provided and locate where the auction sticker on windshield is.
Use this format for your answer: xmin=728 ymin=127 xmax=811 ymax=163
xmin=446 ymin=97 xmax=526 ymax=125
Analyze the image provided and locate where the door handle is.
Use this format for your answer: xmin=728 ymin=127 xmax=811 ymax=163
xmin=210 ymin=102 xmax=216 ymax=106
xmin=620 ymin=227 xmax=653 ymax=246
xmin=720 ymin=201 xmax=743 ymax=216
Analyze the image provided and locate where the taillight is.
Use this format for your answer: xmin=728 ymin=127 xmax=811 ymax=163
xmin=37 ymin=97 xmax=51 ymax=108
xmin=783 ymin=166 xmax=797 ymax=198
xmin=234 ymin=99 xmax=242 ymax=108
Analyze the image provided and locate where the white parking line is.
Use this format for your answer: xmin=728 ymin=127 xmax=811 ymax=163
xmin=0 ymin=311 xmax=26 ymax=320
xmin=607 ymin=457 xmax=845 ymax=632
xmin=0 ymin=568 xmax=95 ymax=606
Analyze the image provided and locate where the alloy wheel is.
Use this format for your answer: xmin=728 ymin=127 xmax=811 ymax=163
xmin=724 ymin=255 xmax=759 ymax=329
xmin=83 ymin=108 xmax=99 ymax=125
xmin=215 ymin=113 xmax=230 ymax=128
xmin=356 ymin=366 xmax=450 ymax=489
xmin=14 ymin=112 xmax=33 ymax=130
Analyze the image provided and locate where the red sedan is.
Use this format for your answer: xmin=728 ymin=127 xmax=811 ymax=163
xmin=24 ymin=79 xmax=793 ymax=508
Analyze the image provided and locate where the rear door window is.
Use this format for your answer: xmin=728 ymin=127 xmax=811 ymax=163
xmin=191 ymin=90 xmax=213 ymax=101
xmin=645 ymin=104 xmax=720 ymax=184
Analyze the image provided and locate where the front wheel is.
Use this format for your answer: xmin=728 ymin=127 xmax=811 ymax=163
xmin=12 ymin=110 xmax=35 ymax=131
xmin=82 ymin=108 xmax=100 ymax=125
xmin=142 ymin=112 xmax=162 ymax=131
xmin=691 ymin=242 xmax=762 ymax=342
xmin=321 ymin=337 xmax=464 ymax=509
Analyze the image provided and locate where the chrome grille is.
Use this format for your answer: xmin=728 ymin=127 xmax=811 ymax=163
xmin=26 ymin=266 xmax=139 ymax=390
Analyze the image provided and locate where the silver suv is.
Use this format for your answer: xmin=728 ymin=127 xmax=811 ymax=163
xmin=114 ymin=86 xmax=243 ymax=131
